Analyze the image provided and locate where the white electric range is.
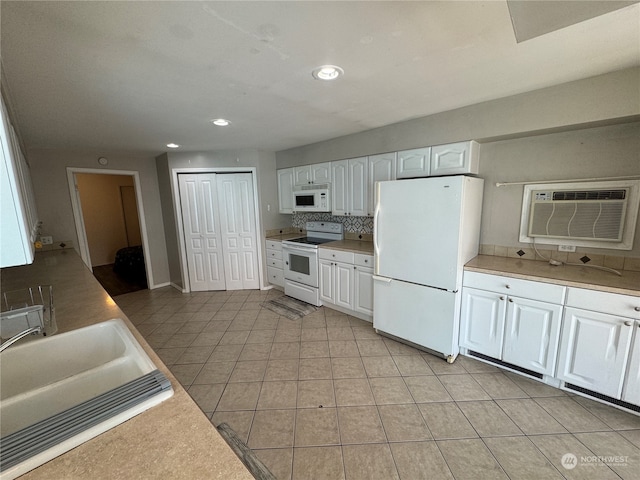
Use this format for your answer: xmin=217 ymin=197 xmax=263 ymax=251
xmin=282 ymin=222 xmax=343 ymax=306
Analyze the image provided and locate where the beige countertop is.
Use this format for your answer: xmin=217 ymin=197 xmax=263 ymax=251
xmin=465 ymin=255 xmax=640 ymax=297
xmin=0 ymin=250 xmax=253 ymax=480
xmin=319 ymin=239 xmax=374 ymax=255
xmin=265 ymin=232 xmax=305 ymax=241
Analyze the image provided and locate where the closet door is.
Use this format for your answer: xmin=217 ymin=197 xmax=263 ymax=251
xmin=178 ymin=174 xmax=226 ymax=291
xmin=217 ymin=173 xmax=260 ymax=290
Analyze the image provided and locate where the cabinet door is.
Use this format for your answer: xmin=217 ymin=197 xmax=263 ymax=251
xmin=1 ymin=99 xmax=37 ymax=267
xmin=334 ymin=262 xmax=354 ymax=310
xmin=293 ymin=165 xmax=312 ymax=186
xmin=622 ymin=322 xmax=640 ymax=405
xmin=459 ymin=287 xmax=506 ymax=358
xmin=396 ymin=147 xmax=431 ymax=179
xmin=502 ymin=297 xmax=563 ymax=376
xmin=311 ymin=162 xmax=331 ymax=184
xmin=277 ymin=168 xmax=294 ymax=214
xmin=331 ymin=160 xmax=348 ymax=216
xmin=368 ymin=153 xmax=396 ymax=216
xmin=557 ymin=307 xmax=633 ymax=399
xmin=319 ymin=259 xmax=335 ymax=305
xmin=354 ymin=265 xmax=374 ymax=318
xmin=348 ymin=157 xmax=368 ymax=217
xmin=430 ymin=141 xmax=479 ymax=176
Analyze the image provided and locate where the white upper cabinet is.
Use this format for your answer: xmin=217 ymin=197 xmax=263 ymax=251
xmin=294 ymin=162 xmax=331 ymax=186
xmin=1 ymin=97 xmax=38 ymax=268
xmin=277 ymin=168 xmax=295 ymax=214
xmin=332 ymin=157 xmax=368 ymax=216
xmin=430 ymin=141 xmax=480 ymax=176
xmin=348 ymin=157 xmax=368 ymax=217
xmin=396 ymin=147 xmax=431 ymax=179
xmin=368 ymin=152 xmax=396 ymax=216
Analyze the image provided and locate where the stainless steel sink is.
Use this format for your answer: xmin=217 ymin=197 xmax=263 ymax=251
xmin=0 ymin=318 xmax=173 ymax=479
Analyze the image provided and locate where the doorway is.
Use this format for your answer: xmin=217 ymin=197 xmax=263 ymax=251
xmin=177 ymin=172 xmax=260 ymax=292
xmin=67 ymin=168 xmax=152 ymax=296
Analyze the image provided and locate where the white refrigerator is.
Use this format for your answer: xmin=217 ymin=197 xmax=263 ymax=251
xmin=373 ymin=175 xmax=484 ymax=362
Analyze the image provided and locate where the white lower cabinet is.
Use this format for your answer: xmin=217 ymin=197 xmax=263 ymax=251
xmin=461 ymin=273 xmax=640 ymax=408
xmin=460 ymin=272 xmax=565 ymax=376
xmin=459 ymin=288 xmax=505 ymax=358
xmin=265 ymin=239 xmax=284 ymax=287
xmin=502 ymin=297 xmax=563 ymax=376
xmin=354 ymin=265 xmax=374 ymax=317
xmin=557 ymin=307 xmax=633 ymax=399
xmin=319 ymin=249 xmax=373 ymax=321
xmin=623 ymin=322 xmax=640 ymax=404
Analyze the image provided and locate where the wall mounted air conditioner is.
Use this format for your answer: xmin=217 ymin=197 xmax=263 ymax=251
xmin=519 ymin=180 xmax=640 ymax=250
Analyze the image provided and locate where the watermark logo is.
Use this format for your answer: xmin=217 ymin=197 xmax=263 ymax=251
xmin=561 ymin=453 xmax=577 ymax=470
xmin=561 ymin=452 xmax=629 ymax=470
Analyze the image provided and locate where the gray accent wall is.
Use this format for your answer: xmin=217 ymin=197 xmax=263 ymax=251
xmin=26 ymin=150 xmax=171 ymax=287
xmin=275 ymin=67 xmax=640 ymax=258
xmin=156 ymin=149 xmax=288 ymax=289
xmin=276 ymin=67 xmax=639 ymax=167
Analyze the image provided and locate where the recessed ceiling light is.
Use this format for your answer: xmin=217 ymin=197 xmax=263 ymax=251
xmin=312 ymin=65 xmax=344 ymax=81
xmin=212 ymin=118 xmax=231 ymax=126
xmin=166 ymin=143 xmax=180 ymax=148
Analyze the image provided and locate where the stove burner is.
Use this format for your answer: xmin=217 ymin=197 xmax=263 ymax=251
xmin=285 ymin=236 xmax=336 ymax=246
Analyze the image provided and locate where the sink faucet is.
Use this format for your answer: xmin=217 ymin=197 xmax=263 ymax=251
xmin=0 ymin=326 xmax=42 ymax=353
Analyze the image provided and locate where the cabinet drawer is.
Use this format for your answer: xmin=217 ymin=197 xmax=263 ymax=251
xmin=267 ymin=266 xmax=284 ymax=287
xmin=566 ymin=287 xmax=640 ymax=319
xmin=463 ymin=271 xmax=565 ymax=304
xmin=266 ymin=249 xmax=282 ymax=260
xmin=267 ymin=258 xmax=283 ymax=269
xmin=354 ymin=253 xmax=373 ymax=267
xmin=266 ymin=240 xmax=282 ymax=251
xmin=319 ymin=249 xmax=355 ymax=264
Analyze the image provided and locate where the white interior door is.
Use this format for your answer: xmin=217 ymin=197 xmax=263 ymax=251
xmin=216 ymin=173 xmax=260 ymax=290
xmin=178 ymin=174 xmax=226 ymax=291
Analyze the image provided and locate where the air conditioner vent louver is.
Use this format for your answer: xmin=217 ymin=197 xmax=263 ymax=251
xmin=528 ymin=189 xmax=627 ymax=242
xmin=552 ymin=190 xmax=626 ymax=201
xmin=519 ymin=180 xmax=640 ymax=251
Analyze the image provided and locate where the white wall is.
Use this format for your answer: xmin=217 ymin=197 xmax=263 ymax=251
xmin=26 ymin=150 xmax=171 ymax=286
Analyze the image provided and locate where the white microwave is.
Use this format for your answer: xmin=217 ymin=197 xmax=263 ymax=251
xmin=293 ymin=184 xmax=331 ymax=212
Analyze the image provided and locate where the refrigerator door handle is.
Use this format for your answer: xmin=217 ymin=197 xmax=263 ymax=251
xmin=372 ymin=275 xmax=392 ymax=283
xmin=373 ymin=203 xmax=381 ymax=256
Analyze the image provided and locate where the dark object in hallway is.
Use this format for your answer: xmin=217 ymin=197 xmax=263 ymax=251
xmin=93 ymin=263 xmax=147 ymax=297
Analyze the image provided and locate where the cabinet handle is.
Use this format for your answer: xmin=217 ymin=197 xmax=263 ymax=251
xmin=505 ymin=285 xmax=511 ymax=289
xmin=508 ymin=298 xmax=513 ymax=303
xmin=624 ymin=321 xmax=633 ymax=326
xmin=499 ymin=296 xmax=505 ymax=301
xmin=285 ymin=261 xmax=289 ymax=265
xmin=635 ymin=307 xmax=640 ymax=312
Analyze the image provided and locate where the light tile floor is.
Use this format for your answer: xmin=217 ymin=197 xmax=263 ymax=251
xmin=115 ymin=287 xmax=640 ymax=480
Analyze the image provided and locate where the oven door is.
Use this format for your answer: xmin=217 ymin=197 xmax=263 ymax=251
xmin=282 ymin=244 xmax=318 ymax=288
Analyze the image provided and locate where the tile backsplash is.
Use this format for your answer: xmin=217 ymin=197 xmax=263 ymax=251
xmin=292 ymin=213 xmax=374 ymax=235
xmin=480 ymin=244 xmax=640 ymax=272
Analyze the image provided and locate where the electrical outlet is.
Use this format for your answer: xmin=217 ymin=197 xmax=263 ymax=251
xmin=558 ymin=245 xmax=576 ymax=252
xmin=41 ymin=236 xmax=53 ymax=245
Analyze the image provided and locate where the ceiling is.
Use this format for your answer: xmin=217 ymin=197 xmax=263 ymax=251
xmin=1 ymin=1 xmax=638 ymax=156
